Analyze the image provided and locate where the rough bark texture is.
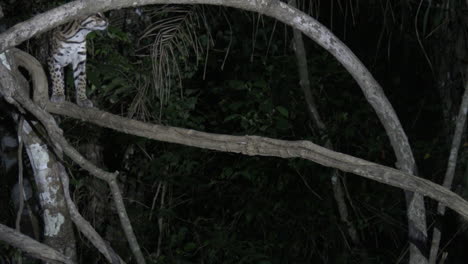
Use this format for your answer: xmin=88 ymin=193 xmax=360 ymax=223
xmin=7 ymin=46 xmax=78 ymax=261
xmin=21 ymin=120 xmax=78 ymax=262
xmin=7 ymin=75 xmax=146 ymax=264
xmin=5 ymin=48 xmax=136 ymax=263
xmin=0 ymin=50 xmax=74 ymax=264
xmin=42 ymin=101 xmax=468 ymax=220
xmin=12 ymin=48 xmax=48 ymax=106
xmin=0 ymin=0 xmax=421 ymax=175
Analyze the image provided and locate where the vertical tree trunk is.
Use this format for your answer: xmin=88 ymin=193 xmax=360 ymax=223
xmin=427 ymin=1 xmax=468 ymax=262
xmin=289 ymin=0 xmax=366 ymax=259
xmin=0 ymin=45 xmax=78 ymax=261
xmin=21 ymin=119 xmax=78 ymax=262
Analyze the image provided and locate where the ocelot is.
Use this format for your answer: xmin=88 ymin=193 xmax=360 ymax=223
xmin=48 ymin=13 xmax=108 ymax=107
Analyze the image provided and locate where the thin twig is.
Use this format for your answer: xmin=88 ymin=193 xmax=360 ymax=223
xmin=429 ymin=71 xmax=468 ymax=264
xmin=15 ymin=117 xmax=25 ymax=232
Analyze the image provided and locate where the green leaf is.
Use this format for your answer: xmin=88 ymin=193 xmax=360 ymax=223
xmin=224 ymin=114 xmax=241 ymax=122
xmin=253 ymin=79 xmax=267 ymax=89
xmin=275 ymin=117 xmax=290 ymax=130
xmin=276 ymin=106 xmax=289 ymax=117
xmin=87 ymin=70 xmax=101 ymax=89
xmin=184 ymin=242 xmax=197 ymax=252
xmin=228 ymin=80 xmax=245 ymax=90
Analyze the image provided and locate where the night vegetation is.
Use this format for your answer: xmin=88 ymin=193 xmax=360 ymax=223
xmin=0 ymin=0 xmax=467 ymax=263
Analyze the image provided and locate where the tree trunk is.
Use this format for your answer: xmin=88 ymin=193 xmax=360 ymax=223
xmin=21 ymin=119 xmax=78 ymax=262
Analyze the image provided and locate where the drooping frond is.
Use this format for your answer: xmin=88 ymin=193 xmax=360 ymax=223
xmin=138 ymin=5 xmax=205 ymax=105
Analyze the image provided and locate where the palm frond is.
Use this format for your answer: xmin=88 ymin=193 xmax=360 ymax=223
xmin=138 ymin=5 xmax=205 ymax=105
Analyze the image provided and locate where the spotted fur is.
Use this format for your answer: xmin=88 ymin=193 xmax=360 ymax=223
xmin=49 ymin=13 xmax=108 ymax=107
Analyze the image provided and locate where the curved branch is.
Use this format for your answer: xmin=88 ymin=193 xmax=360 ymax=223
xmin=57 ymin=163 xmax=125 ymax=264
xmin=45 ymin=101 xmax=468 ymax=220
xmin=0 ymin=1 xmax=416 ymax=168
xmin=0 ymin=0 xmax=417 ymax=171
xmin=11 ymin=48 xmax=48 ymax=106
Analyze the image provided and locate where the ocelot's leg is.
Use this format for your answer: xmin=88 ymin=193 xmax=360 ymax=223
xmin=73 ymin=60 xmax=93 ymax=108
xmin=48 ymin=59 xmax=66 ymax=103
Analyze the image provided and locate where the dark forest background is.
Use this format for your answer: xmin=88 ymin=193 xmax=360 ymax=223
xmin=0 ymin=0 xmax=467 ymax=263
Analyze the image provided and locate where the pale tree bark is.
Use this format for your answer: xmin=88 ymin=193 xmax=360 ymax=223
xmin=21 ymin=120 xmax=78 ymax=262
xmin=0 ymin=1 xmax=426 ymax=181
xmin=0 ymin=44 xmax=78 ymax=261
xmin=0 ymin=49 xmax=125 ymax=263
xmin=0 ymin=49 xmax=76 ymax=263
xmin=1 ymin=46 xmax=145 ymax=263
xmin=15 ymin=91 xmax=145 ymax=264
xmin=0 ymin=1 xmax=422 ymax=178
xmin=5 ymin=48 xmax=128 ymax=264
xmin=11 ymin=48 xmax=78 ymax=262
xmin=34 ymin=101 xmax=468 ymax=221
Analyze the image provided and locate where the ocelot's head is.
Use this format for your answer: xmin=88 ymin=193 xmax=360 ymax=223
xmin=79 ymin=13 xmax=108 ymax=31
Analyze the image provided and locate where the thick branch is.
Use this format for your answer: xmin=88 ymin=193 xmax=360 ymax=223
xmin=0 ymin=0 xmax=417 ymax=166
xmin=11 ymin=48 xmax=48 ymax=105
xmin=45 ymin=102 xmax=468 ymax=220
xmin=0 ymin=223 xmax=73 ymax=264
xmin=2 ymin=0 xmax=420 ymax=176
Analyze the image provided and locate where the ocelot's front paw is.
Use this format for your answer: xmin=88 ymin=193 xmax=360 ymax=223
xmin=50 ymin=94 xmax=65 ymax=103
xmin=77 ymin=98 xmax=94 ymax=108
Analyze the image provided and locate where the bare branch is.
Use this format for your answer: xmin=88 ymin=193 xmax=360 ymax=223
xmin=0 ymin=223 xmax=73 ymax=264
xmin=11 ymin=48 xmax=48 ymax=106
xmin=0 ymin=1 xmax=418 ymax=169
xmin=44 ymin=101 xmax=468 ymax=221
xmin=57 ymin=163 xmax=125 ymax=264
xmin=0 ymin=0 xmax=419 ymax=171
xmin=429 ymin=71 xmax=468 ymax=264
